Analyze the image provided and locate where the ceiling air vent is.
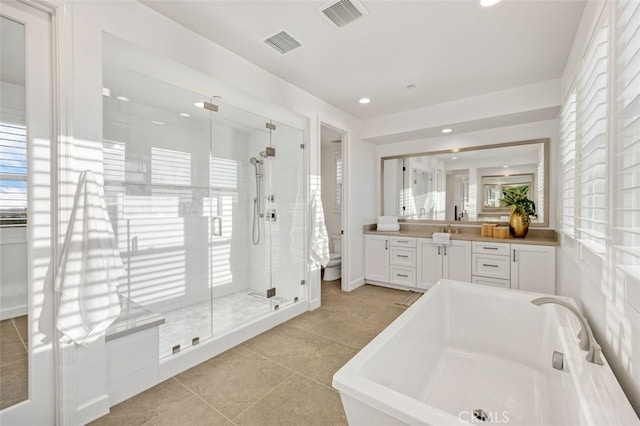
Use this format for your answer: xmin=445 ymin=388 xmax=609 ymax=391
xmin=263 ymin=30 xmax=302 ymax=55
xmin=319 ymin=0 xmax=368 ymax=28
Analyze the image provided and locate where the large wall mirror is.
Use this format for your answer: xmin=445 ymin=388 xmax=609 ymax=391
xmin=381 ymin=138 xmax=549 ymax=226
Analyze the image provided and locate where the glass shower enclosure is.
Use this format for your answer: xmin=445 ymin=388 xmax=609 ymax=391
xmin=102 ymin=64 xmax=306 ymax=358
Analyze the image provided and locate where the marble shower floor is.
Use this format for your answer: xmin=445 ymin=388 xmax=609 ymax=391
xmin=159 ymin=292 xmax=289 ymax=358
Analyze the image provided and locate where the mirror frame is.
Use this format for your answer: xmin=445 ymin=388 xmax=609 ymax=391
xmin=380 ymin=138 xmax=550 ymax=227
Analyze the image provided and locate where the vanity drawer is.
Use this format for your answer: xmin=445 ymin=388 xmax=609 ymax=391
xmin=390 ymin=237 xmax=416 ymax=248
xmin=472 ymin=241 xmax=510 ymax=256
xmin=390 ymin=266 xmax=416 ymax=287
xmin=472 ymin=276 xmax=511 ymax=288
xmin=472 ymin=254 xmax=510 ymax=280
xmin=390 ymin=247 xmax=416 ymax=267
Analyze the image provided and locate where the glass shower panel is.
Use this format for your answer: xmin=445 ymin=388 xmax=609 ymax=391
xmin=266 ymin=120 xmax=306 ymax=307
xmin=102 ymin=66 xmax=215 ymax=358
xmin=208 ymin=102 xmax=276 ymax=334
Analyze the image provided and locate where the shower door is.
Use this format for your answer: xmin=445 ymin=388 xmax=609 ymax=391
xmin=102 ymin=63 xmax=217 ymax=358
xmin=264 ymin=119 xmax=306 ymax=308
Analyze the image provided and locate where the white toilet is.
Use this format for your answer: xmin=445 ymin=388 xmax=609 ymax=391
xmin=323 ymin=234 xmax=342 ymax=281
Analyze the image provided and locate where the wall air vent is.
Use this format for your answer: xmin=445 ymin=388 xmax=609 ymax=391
xmin=319 ymin=0 xmax=368 ymax=28
xmin=263 ymin=30 xmax=302 ymax=55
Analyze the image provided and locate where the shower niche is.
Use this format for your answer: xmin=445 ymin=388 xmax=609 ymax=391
xmin=102 ymin=35 xmax=307 ymax=359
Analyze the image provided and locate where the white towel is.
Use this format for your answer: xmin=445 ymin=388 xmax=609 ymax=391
xmin=432 ymin=232 xmax=451 ymax=246
xmin=377 ymin=223 xmax=400 ymax=232
xmin=310 ymin=190 xmax=330 ymax=267
xmin=377 ymin=216 xmax=398 ymax=225
xmin=55 ymin=170 xmax=123 ymax=346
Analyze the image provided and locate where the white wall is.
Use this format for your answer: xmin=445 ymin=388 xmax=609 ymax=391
xmin=321 ymin=144 xmax=342 ymax=238
xmin=555 ymin=0 xmax=640 ymax=415
xmin=375 ymin=120 xmax=558 ymax=229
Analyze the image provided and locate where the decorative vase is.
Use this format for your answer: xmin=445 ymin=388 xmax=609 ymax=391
xmin=509 ymin=210 xmax=529 ymax=238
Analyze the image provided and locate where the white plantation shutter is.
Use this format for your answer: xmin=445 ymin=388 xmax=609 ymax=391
xmin=560 ymin=90 xmax=577 ymax=237
xmin=0 ymin=123 xmax=27 ymax=226
xmin=614 ymin=0 xmax=640 ymax=280
xmin=334 ymin=153 xmax=342 ymax=210
xmin=576 ymin=15 xmax=609 ymax=256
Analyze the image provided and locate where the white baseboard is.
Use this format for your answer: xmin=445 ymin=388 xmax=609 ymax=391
xmin=346 ymin=277 xmax=366 ymax=292
xmin=364 ymin=280 xmax=428 ymax=293
xmin=77 ymin=394 xmax=110 ymax=426
xmin=0 ymin=304 xmax=27 ymax=321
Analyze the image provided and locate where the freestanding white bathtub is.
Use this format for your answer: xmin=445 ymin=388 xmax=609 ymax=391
xmin=333 ymin=279 xmax=640 ymax=425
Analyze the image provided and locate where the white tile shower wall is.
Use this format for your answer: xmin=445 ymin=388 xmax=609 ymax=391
xmin=105 ymin=111 xmax=253 ymax=314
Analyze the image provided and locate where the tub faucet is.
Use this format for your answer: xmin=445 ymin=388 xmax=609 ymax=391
xmin=531 ymin=297 xmax=604 ymax=365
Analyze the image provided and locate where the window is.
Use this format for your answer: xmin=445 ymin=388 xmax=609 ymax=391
xmin=560 ymin=89 xmax=577 ymax=237
xmin=613 ymin=0 xmax=640 ymax=283
xmin=151 ymin=147 xmax=191 ymax=186
xmin=334 ymin=153 xmax=342 ymax=211
xmin=576 ymin=16 xmax=609 ymax=256
xmin=0 ymin=122 xmax=27 ymax=226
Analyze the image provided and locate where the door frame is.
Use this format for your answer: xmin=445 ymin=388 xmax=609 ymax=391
xmin=319 ymin=121 xmax=348 ymax=291
xmin=0 ymin=1 xmax=55 ymax=424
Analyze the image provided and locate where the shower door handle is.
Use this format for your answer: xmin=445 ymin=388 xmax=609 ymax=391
xmin=212 ymin=216 xmax=223 ymax=237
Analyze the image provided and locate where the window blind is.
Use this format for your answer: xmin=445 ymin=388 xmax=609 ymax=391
xmin=334 ymin=153 xmax=342 ymax=209
xmin=576 ymin=17 xmax=609 ymax=256
xmin=0 ymin=123 xmax=27 ymax=226
xmin=560 ymin=90 xmax=577 ymax=237
xmin=614 ymin=0 xmax=640 ymax=278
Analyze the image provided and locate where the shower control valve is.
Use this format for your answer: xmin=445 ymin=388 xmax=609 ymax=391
xmin=266 ymin=209 xmax=277 ymax=222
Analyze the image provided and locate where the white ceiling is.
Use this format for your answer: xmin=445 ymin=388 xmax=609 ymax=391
xmin=143 ymin=0 xmax=585 ymax=120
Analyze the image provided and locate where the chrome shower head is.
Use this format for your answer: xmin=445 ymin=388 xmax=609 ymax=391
xmin=250 ymin=157 xmax=259 ymax=165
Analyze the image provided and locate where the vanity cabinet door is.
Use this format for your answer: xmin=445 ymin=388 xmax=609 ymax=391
xmin=417 ymin=238 xmax=442 ymax=289
xmin=365 ymin=235 xmax=390 ymax=282
xmin=511 ymin=244 xmax=555 ymax=294
xmin=442 ymin=240 xmax=472 ymax=282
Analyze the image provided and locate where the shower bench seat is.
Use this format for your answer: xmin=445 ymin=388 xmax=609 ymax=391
xmin=105 ymin=296 xmax=165 ymax=406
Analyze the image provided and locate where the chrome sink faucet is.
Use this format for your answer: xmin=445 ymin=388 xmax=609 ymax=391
xmin=531 ymin=297 xmax=604 ymax=365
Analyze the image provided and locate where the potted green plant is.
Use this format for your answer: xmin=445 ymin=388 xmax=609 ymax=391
xmin=500 ymin=185 xmax=535 ymax=238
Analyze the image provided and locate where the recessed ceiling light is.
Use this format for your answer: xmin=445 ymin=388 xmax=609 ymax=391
xmin=179 ymin=113 xmax=190 ymax=117
xmin=406 ymin=84 xmax=416 ymax=90
xmin=359 ymin=98 xmax=371 ymax=104
xmin=194 ymin=101 xmax=205 ymax=108
xmin=151 ymin=120 xmax=165 ymax=125
xmin=102 ymin=87 xmax=111 ymax=97
xmin=480 ymin=0 xmax=502 ymax=7
xmin=503 ymin=165 xmax=509 ymax=168
xmin=116 ymin=96 xmax=129 ymax=102
xmin=451 ymin=156 xmax=458 ymax=160
xmin=441 ymin=128 xmax=453 ymax=134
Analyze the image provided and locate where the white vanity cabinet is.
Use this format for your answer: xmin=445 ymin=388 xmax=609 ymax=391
xmin=364 ymin=233 xmax=555 ymax=295
xmin=365 ymin=234 xmax=390 ymax=283
xmin=416 ymin=239 xmax=472 ymax=289
xmin=511 ymin=244 xmax=555 ymax=294
xmin=471 ymin=241 xmax=556 ymax=293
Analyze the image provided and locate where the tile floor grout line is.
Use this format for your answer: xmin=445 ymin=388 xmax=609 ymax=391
xmin=229 ymin=371 xmax=298 ymax=421
xmin=11 ymin=318 xmax=27 ymax=353
xmin=240 ymin=342 xmax=343 ymax=395
xmin=170 ymin=376 xmax=240 ymax=426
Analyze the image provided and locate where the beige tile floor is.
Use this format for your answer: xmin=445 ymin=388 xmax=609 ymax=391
xmin=91 ymin=280 xmax=414 ymax=426
xmin=0 ymin=315 xmax=29 ymax=410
